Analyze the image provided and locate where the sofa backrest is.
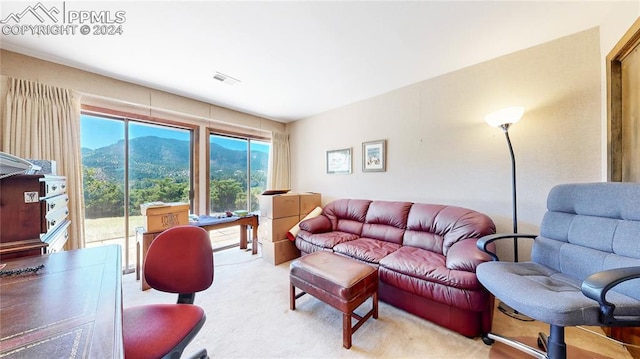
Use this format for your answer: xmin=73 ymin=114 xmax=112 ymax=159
xmin=533 ymin=182 xmax=640 ymax=300
xmin=322 ymin=199 xmax=495 ymax=254
xmin=403 ymin=204 xmax=496 ymax=255
xmin=323 ymin=199 xmax=372 ymax=235
xmin=361 ymin=201 xmax=413 ymax=244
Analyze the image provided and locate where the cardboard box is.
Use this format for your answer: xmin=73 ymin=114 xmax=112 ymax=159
xmin=141 ymin=202 xmax=189 ymax=232
xmin=260 ymin=193 xmax=300 ymax=219
xmin=299 ymin=192 xmax=321 ymax=216
xmin=261 ymin=239 xmax=301 ymax=265
xmin=259 ymin=215 xmax=300 ymax=242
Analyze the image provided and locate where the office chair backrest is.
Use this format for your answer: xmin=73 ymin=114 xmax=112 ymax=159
xmin=144 ymin=225 xmax=214 ymax=296
xmin=533 ymin=182 xmax=640 ymax=300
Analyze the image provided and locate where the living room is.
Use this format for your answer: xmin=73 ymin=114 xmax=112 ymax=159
xmin=1 ymin=1 xmax=640 ymax=358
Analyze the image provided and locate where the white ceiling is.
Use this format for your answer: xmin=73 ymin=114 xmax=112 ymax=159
xmin=0 ymin=1 xmax=629 ymax=123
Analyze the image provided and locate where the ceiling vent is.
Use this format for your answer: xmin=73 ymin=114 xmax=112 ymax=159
xmin=213 ymin=72 xmax=240 ymax=86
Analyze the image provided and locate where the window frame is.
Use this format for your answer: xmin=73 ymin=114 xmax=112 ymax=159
xmin=81 ymin=105 xmax=199 ymax=270
xmin=207 ymin=128 xmax=270 ymax=215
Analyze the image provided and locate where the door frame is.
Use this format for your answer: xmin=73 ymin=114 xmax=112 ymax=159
xmin=607 ymin=17 xmax=640 ymax=181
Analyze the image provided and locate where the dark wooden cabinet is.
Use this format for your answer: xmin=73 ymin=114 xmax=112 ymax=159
xmin=0 ymin=174 xmax=70 ymax=259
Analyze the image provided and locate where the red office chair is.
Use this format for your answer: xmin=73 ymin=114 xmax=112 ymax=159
xmin=124 ymin=225 xmax=214 ymax=359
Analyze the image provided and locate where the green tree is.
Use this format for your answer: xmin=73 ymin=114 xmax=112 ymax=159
xmin=249 ymin=186 xmax=263 ymax=212
xmin=83 ymin=167 xmax=125 ymax=218
xmin=210 ymin=179 xmax=244 ymax=212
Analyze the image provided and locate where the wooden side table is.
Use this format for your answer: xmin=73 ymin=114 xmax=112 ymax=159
xmin=136 ymin=215 xmax=259 ymax=290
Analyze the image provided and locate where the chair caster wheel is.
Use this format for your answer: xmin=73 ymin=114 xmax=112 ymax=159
xmin=537 ymin=332 xmax=548 ymax=352
xmin=482 ymin=335 xmax=495 ymax=346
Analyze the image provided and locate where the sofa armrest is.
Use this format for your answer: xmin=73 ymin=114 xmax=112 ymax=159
xmin=446 ymin=238 xmax=494 ymax=272
xmin=299 ymin=215 xmax=332 ymax=234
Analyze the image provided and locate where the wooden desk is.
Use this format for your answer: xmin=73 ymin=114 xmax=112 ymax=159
xmin=136 ymin=214 xmax=259 ymax=290
xmin=0 ymin=245 xmax=123 ymax=358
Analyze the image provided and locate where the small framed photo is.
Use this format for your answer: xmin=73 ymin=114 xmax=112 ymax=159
xmin=326 ymin=148 xmax=352 ymax=174
xmin=362 ymin=140 xmax=386 ymax=172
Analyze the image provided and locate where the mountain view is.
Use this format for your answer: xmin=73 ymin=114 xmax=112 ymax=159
xmin=82 ymin=136 xmax=269 ymax=217
xmin=82 ymin=136 xmax=268 ymax=182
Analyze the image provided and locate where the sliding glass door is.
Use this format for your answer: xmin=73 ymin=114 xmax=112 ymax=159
xmin=208 ymin=133 xmax=269 ymax=249
xmin=81 ymin=112 xmax=193 ymax=270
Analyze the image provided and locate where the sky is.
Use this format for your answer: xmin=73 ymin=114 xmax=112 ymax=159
xmin=80 ymin=114 xmax=269 ymax=152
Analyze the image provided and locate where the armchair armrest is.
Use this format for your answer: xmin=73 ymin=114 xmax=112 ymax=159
xmin=476 ymin=233 xmax=537 ymax=261
xmin=581 ymin=266 xmax=640 ymax=326
xmin=299 ymin=215 xmax=332 ymax=234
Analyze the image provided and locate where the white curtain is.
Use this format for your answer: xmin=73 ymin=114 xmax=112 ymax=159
xmin=2 ymin=77 xmax=85 ymax=250
xmin=268 ymin=132 xmax=291 ymax=190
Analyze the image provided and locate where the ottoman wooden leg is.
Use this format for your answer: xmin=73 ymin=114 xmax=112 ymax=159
xmin=373 ymin=292 xmax=378 ymax=319
xmin=343 ymin=312 xmax=352 ymax=349
xmin=290 ymin=280 xmax=307 ymax=311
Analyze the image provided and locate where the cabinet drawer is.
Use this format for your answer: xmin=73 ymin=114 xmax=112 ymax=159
xmin=41 ymin=178 xmax=67 ymax=197
xmin=44 ymin=206 xmax=69 ymax=233
xmin=44 ymin=220 xmax=70 ymax=253
xmin=43 ymin=194 xmax=69 ymax=216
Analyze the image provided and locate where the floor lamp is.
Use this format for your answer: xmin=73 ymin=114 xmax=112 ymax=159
xmin=485 ymin=107 xmax=532 ymax=321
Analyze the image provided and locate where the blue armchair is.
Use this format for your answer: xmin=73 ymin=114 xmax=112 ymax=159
xmin=476 ymin=182 xmax=640 ymax=359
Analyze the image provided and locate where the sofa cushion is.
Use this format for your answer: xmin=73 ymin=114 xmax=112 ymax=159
xmin=295 ymin=237 xmax=324 ymax=254
xmin=379 ymin=246 xmax=489 ymax=311
xmin=296 ymin=230 xmax=359 ymax=250
xmin=333 ymin=237 xmax=401 ymax=264
xmin=379 ymin=246 xmax=485 ymax=291
xmin=361 ymin=201 xmax=412 ymax=244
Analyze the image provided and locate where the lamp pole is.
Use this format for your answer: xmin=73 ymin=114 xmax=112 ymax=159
xmin=486 ymin=107 xmax=532 ymax=321
xmin=486 ymin=107 xmax=523 ymax=262
xmin=500 ymin=123 xmax=518 ymax=262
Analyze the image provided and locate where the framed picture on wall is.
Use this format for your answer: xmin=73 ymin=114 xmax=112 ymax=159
xmin=362 ymin=140 xmax=386 ymax=172
xmin=326 ymin=148 xmax=352 ymax=174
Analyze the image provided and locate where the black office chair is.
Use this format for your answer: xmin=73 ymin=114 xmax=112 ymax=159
xmin=123 ymin=225 xmax=214 ymax=359
xmin=476 ymin=183 xmax=640 ymax=359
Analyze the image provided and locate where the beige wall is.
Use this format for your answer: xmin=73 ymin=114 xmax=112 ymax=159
xmin=287 ymin=28 xmax=603 ymax=261
xmin=0 ymin=49 xmax=286 ymax=214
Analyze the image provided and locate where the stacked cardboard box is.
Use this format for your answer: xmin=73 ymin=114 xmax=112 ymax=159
xmin=140 ymin=202 xmax=190 ymax=232
xmin=299 ymin=192 xmax=321 ymax=217
xmin=259 ymin=192 xmax=321 ymax=265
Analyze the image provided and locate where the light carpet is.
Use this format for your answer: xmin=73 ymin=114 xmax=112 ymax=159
xmin=122 ymin=247 xmax=632 ymax=359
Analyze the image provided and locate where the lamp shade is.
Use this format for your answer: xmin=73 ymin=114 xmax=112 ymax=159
xmin=485 ymin=107 xmax=524 ymax=127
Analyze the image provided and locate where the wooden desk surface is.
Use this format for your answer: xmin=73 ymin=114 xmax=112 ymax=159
xmin=0 ymin=245 xmax=123 ymax=358
xmin=142 ymin=214 xmax=259 ymax=234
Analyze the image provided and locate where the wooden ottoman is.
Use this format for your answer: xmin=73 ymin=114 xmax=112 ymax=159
xmin=289 ymin=251 xmax=378 ymax=349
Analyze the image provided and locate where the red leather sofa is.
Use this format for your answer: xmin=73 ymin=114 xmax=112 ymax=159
xmin=294 ymin=199 xmax=496 ymax=338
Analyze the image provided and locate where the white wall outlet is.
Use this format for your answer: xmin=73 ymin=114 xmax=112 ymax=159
xmin=24 ymin=191 xmax=39 ymax=203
